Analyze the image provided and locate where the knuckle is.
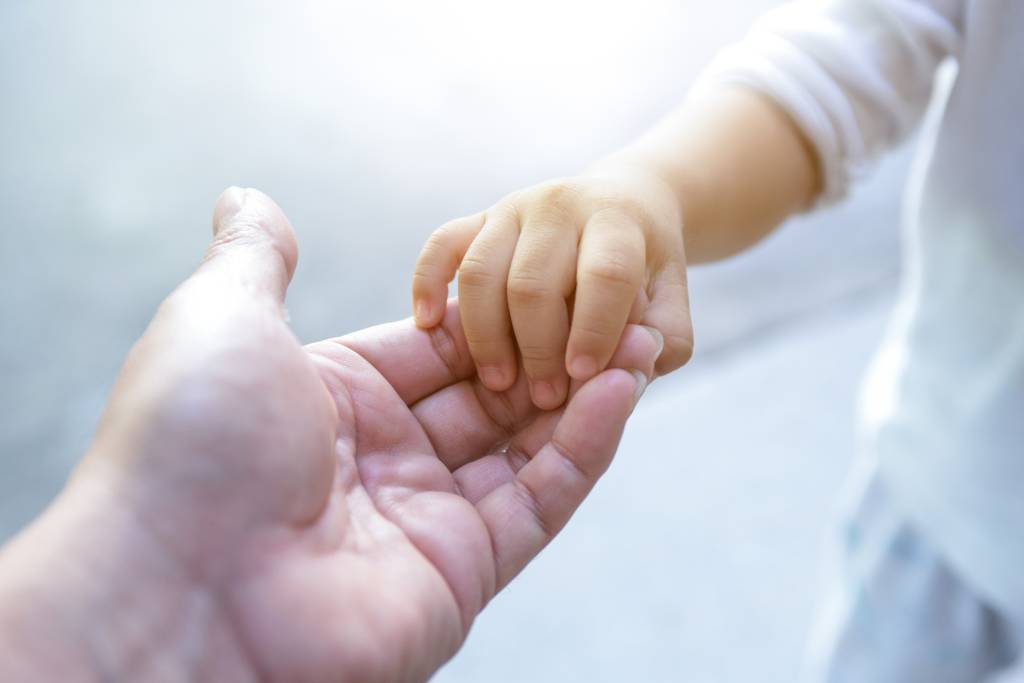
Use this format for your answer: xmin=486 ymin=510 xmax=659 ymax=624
xmin=523 ymin=181 xmax=582 ymax=224
xmin=488 ymin=201 xmax=520 ymax=225
xmin=206 ymin=219 xmax=295 ymax=278
xmin=412 ymin=263 xmax=440 ymax=283
xmin=437 ymin=217 xmax=466 ymax=234
xmin=428 ymin=320 xmax=469 ymax=380
xmin=548 ymin=436 xmax=590 ymax=481
xmin=518 ymin=343 xmax=560 ymax=365
xmin=571 ymin=319 xmax=620 ymax=343
xmin=436 ymin=212 xmax=482 ymax=238
xmin=209 ymin=219 xmax=266 ymax=253
xmin=418 ymin=226 xmax=463 ymax=274
xmin=511 ymin=478 xmax=552 ymax=541
xmin=582 ymin=257 xmax=641 ymax=290
xmin=457 ymin=257 xmax=499 ymax=291
xmin=593 ymin=197 xmax=647 ymax=225
xmin=507 ymin=272 xmax=552 ymax=306
xmin=530 ymin=206 xmax=575 ymax=229
xmin=426 ymin=225 xmax=452 ymax=246
xmin=421 ymin=231 xmax=451 ymax=260
xmin=463 ymin=331 xmax=514 ymax=363
xmin=464 ymin=336 xmax=507 ymax=361
xmin=533 ymin=180 xmax=581 ymax=208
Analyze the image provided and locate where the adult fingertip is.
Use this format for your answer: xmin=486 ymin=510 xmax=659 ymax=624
xmin=212 ymin=186 xmax=247 ymax=233
xmin=211 ymin=186 xmax=298 ymax=270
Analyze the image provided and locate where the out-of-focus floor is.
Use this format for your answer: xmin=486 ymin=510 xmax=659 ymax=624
xmin=436 ymin=289 xmax=895 ymax=683
xmin=0 ymin=2 xmax=912 ymax=681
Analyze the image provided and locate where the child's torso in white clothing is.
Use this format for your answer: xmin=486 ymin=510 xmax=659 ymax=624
xmin=706 ymin=0 xmax=1024 ymax=617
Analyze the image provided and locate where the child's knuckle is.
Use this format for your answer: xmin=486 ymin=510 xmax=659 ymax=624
xmin=507 ymin=272 xmax=551 ymax=306
xmin=582 ymin=257 xmax=640 ymax=290
xmin=458 ymin=257 xmax=498 ymax=290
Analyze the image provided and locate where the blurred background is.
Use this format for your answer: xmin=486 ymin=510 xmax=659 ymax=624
xmin=0 ymin=1 xmax=914 ymax=680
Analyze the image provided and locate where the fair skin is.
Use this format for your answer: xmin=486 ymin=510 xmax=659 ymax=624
xmin=0 ymin=188 xmax=658 ymax=681
xmin=413 ymin=87 xmax=821 ymax=408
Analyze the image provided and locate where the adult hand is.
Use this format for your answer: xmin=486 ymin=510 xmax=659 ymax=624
xmin=0 ymin=188 xmax=659 ymax=682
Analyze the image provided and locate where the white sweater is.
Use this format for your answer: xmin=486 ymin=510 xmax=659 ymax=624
xmin=706 ymin=0 xmax=1024 ymax=619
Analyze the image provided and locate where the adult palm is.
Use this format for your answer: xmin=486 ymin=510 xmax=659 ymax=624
xmin=14 ymin=188 xmax=657 ymax=682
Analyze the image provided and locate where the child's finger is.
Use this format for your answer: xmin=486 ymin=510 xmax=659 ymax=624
xmin=507 ymin=217 xmax=577 ymax=410
xmin=413 ymin=213 xmax=485 ymax=327
xmin=565 ymin=211 xmax=645 ymax=381
xmin=641 ymin=257 xmax=694 ymax=375
xmin=627 ymin=287 xmax=650 ymax=324
xmin=457 ymin=207 xmax=521 ymax=392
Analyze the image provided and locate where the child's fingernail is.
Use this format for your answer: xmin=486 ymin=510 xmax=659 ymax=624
xmin=531 ymin=380 xmax=558 ymax=408
xmin=479 ymin=365 xmax=507 ymax=390
xmin=640 ymin=325 xmax=664 ymax=359
xmin=414 ymin=300 xmax=432 ymax=325
xmin=630 ymin=369 xmax=648 ymax=407
xmin=568 ymin=355 xmax=597 ymax=379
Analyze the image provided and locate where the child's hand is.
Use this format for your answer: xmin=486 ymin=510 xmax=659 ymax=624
xmin=413 ymin=169 xmax=694 ymax=409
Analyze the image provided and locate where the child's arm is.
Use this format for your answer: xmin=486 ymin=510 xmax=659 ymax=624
xmin=413 ymin=0 xmax=960 ymax=410
xmin=609 ymin=87 xmax=820 ymax=264
xmin=412 ymin=88 xmax=817 ymax=409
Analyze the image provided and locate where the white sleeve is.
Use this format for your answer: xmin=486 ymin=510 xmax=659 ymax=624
xmin=697 ymin=0 xmax=964 ymax=203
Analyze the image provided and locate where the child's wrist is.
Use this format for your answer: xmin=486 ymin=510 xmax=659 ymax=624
xmin=584 ymin=155 xmax=671 ymax=192
xmin=582 ymin=157 xmax=687 ymax=236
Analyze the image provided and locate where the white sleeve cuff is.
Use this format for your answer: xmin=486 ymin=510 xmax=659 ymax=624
xmin=691 ymin=0 xmax=962 ymax=208
xmin=694 ymin=35 xmax=871 ymax=206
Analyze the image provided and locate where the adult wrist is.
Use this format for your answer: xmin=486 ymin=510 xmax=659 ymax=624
xmin=0 ymin=466 xmax=254 ymax=680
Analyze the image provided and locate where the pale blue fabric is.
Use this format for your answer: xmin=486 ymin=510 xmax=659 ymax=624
xmin=804 ymin=457 xmax=1023 ymax=682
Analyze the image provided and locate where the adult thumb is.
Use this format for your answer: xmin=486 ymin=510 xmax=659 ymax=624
xmin=196 ymin=186 xmax=299 ymax=310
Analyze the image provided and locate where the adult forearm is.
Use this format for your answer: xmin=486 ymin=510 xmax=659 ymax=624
xmin=0 ymin=472 xmax=255 ymax=681
xmin=598 ymin=86 xmax=821 ymax=263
